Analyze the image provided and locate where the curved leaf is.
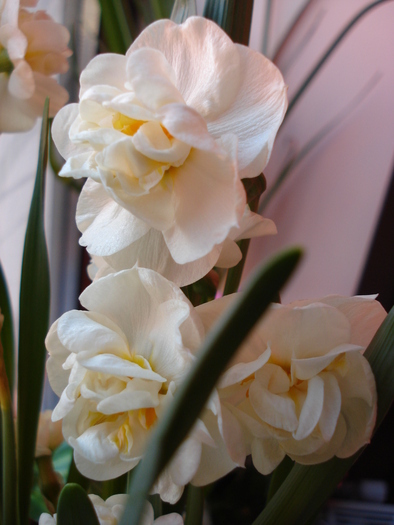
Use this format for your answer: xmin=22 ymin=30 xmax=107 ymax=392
xmin=0 ymin=262 xmax=14 ymax=393
xmin=203 ymin=0 xmax=254 ymax=45
xmin=17 ymin=99 xmax=51 ymax=525
xmin=119 ymin=247 xmax=302 ymax=525
xmin=57 ymin=484 xmax=100 ymax=525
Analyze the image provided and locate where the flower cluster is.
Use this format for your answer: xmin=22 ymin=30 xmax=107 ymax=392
xmin=39 ymin=496 xmax=183 ymax=525
xmin=42 ymin=12 xmax=386 ymax=524
xmin=0 ymin=0 xmax=70 ymax=131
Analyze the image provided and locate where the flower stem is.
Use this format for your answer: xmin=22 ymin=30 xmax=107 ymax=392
xmin=223 ymin=196 xmax=259 ymax=296
xmin=0 ymin=50 xmax=13 ymax=75
xmin=184 ymin=485 xmax=204 ymax=525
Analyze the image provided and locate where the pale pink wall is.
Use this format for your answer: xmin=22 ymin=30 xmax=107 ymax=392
xmin=243 ymin=0 xmax=394 ymax=303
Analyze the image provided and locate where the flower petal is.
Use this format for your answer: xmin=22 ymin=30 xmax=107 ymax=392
xmin=163 ymin=134 xmax=245 ymax=263
xmin=128 ymin=17 xmax=242 ymax=120
xmin=208 ymin=44 xmax=287 ymax=178
xmin=77 ymin=179 xmax=151 ymax=255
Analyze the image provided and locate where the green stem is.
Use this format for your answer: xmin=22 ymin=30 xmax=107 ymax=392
xmin=101 ymin=473 xmax=128 ymax=500
xmin=148 ymin=494 xmax=162 ymax=519
xmin=223 ymin=196 xmax=259 ymax=296
xmin=0 ymin=263 xmax=14 ymax=395
xmin=184 ymin=485 xmax=204 ymax=525
xmin=266 ymin=456 xmax=294 ymax=503
xmin=285 ymin=0 xmax=391 ymax=120
xmin=0 ymin=50 xmax=13 ymax=75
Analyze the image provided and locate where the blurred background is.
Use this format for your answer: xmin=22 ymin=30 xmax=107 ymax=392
xmin=0 ymin=1 xmax=393 ymax=523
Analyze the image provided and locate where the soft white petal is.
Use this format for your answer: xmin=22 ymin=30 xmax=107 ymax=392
xmin=208 ymin=43 xmax=287 ymax=178
xmin=80 ymin=53 xmax=128 ymax=97
xmin=249 ymin=381 xmax=298 ymax=432
xmin=77 ymin=179 xmax=151 ymax=255
xmin=104 ymin=228 xmax=221 ymax=287
xmin=125 ymin=47 xmax=184 ymax=110
xmin=164 ymin=134 xmax=245 ymax=263
xmin=8 ymin=60 xmax=34 ymax=99
xmin=128 ymin=17 xmax=242 ymax=120
xmin=219 ymin=348 xmax=271 ymax=389
xmin=251 ymin=437 xmax=285 ymax=475
xmin=318 ymin=373 xmax=341 ymax=442
xmin=293 ymin=376 xmax=324 ymax=441
xmin=291 ymin=343 xmax=363 ymax=381
xmin=57 ymin=309 xmax=129 ymax=358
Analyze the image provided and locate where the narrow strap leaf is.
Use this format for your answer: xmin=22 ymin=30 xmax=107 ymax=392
xmin=0 ymin=336 xmax=17 ymax=525
xmin=17 ymin=99 xmax=51 ymax=525
xmin=203 ymin=0 xmax=254 ymax=45
xmin=0 ymin=262 xmax=14 ymax=393
xmin=97 ymin=0 xmax=132 ymax=54
xmin=57 ymin=484 xmax=100 ymax=525
xmin=119 ymin=247 xmax=302 ymax=525
xmin=252 ymin=305 xmax=394 ymax=525
xmin=171 ymin=0 xmax=197 ymax=23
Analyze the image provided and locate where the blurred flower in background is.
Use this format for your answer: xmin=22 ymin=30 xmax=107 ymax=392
xmin=0 ymin=0 xmax=71 ymax=132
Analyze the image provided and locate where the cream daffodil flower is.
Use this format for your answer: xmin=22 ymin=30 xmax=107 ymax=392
xmin=52 ymin=16 xmax=285 ymax=283
xmin=46 ymin=267 xmax=236 ymax=503
xmin=39 ymin=495 xmax=184 ymax=525
xmin=196 ymin=294 xmax=386 ymax=474
xmin=0 ymin=0 xmax=70 ymax=132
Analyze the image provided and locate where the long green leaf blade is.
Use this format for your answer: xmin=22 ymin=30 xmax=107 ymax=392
xmin=17 ymin=99 xmax=51 ymax=525
xmin=253 ymin=305 xmax=394 ymax=525
xmin=203 ymin=0 xmax=254 ymax=45
xmin=0 ymin=335 xmax=17 ymax=525
xmin=98 ymin=0 xmax=132 ymax=54
xmin=57 ymin=484 xmax=100 ymax=525
xmin=120 ymin=247 xmax=302 ymax=525
xmin=0 ymin=262 xmax=14 ymax=393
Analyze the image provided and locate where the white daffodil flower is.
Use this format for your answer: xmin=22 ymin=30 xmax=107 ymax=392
xmin=46 ymin=267 xmax=237 ymax=503
xmin=196 ymin=295 xmax=386 ymax=474
xmin=0 ymin=0 xmax=70 ymax=132
xmin=52 ymin=16 xmax=286 ymax=283
xmin=39 ymin=496 xmax=184 ymax=525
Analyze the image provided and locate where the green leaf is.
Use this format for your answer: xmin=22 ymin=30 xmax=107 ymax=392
xmin=57 ymin=484 xmax=100 ymax=525
xmin=252 ymin=305 xmax=394 ymax=525
xmin=98 ymin=0 xmax=132 ymax=54
xmin=0 ymin=49 xmax=13 ymax=74
xmin=119 ymin=247 xmax=302 ymax=525
xmin=171 ymin=0 xmax=196 ymax=23
xmin=29 ymin=485 xmax=49 ymax=522
xmin=0 ymin=262 xmax=14 ymax=393
xmin=1 ymin=376 xmax=17 ymax=525
xmin=17 ymin=99 xmax=51 ymax=525
xmin=203 ymin=0 xmax=254 ymax=45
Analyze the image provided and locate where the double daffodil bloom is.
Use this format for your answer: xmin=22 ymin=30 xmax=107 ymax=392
xmin=0 ymin=0 xmax=70 ymax=131
xmin=196 ymin=294 xmax=386 ymax=474
xmin=52 ymin=16 xmax=285 ymax=285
